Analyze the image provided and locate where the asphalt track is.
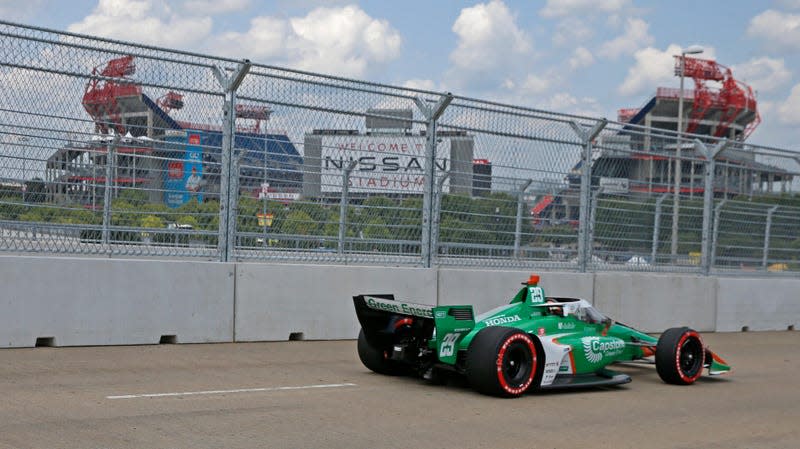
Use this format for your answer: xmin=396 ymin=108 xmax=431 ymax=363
xmin=0 ymin=332 xmax=798 ymax=448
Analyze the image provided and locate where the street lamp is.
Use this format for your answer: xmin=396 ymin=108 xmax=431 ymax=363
xmin=671 ymin=45 xmax=704 ymax=260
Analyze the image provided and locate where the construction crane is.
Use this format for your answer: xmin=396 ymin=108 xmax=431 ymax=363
xmin=677 ymin=56 xmax=759 ymax=140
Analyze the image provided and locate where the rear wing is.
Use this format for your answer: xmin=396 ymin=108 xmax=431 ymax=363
xmin=353 ymin=295 xmax=437 ymax=348
xmin=352 ymin=295 xmax=476 ymax=365
xmin=355 ymin=295 xmax=435 ymax=319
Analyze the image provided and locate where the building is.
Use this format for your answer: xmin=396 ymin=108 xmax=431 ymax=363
xmin=302 ymin=108 xmax=477 ymax=199
xmin=532 ymin=55 xmax=793 ymax=225
xmin=46 ymin=55 xmax=303 ymax=207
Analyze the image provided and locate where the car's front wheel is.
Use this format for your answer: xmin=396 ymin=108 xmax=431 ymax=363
xmin=465 ymin=326 xmax=539 ymax=397
xmin=655 ymin=327 xmax=705 ymax=385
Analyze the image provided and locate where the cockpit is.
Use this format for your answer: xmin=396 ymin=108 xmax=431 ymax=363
xmin=542 ymin=297 xmax=608 ymax=324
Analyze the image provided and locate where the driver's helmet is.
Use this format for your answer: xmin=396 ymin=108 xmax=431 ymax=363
xmin=546 ymin=298 xmax=563 ymax=316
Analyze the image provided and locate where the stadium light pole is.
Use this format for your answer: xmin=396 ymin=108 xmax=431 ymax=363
xmin=671 ymin=45 xmax=704 ymax=260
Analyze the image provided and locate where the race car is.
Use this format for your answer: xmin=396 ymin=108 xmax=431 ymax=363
xmin=353 ymin=274 xmax=731 ymax=397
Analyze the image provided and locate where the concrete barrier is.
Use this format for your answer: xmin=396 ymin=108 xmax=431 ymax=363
xmin=593 ymin=272 xmax=716 ymax=332
xmin=715 ymin=277 xmax=800 ymax=332
xmin=0 ymin=256 xmax=235 ymax=348
xmin=1 ymin=255 xmax=797 ymax=348
xmin=437 ymin=269 xmax=595 ymax=314
xmin=234 ymin=263 xmax=438 ymax=341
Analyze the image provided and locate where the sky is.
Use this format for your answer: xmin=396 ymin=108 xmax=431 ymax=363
xmin=2 ymin=0 xmax=800 ymax=150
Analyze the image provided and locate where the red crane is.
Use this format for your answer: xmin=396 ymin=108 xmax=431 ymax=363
xmin=82 ymin=55 xmax=141 ymax=133
xmin=157 ymin=91 xmax=185 ymax=113
xmin=676 ymin=56 xmax=759 ymax=140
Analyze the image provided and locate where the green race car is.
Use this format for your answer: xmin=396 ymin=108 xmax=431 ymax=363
xmin=353 ymin=274 xmax=731 ymax=397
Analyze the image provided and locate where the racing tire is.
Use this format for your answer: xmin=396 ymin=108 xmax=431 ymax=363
xmin=465 ymin=326 xmax=539 ymax=398
xmin=357 ymin=329 xmax=403 ymax=376
xmin=655 ymin=327 xmax=705 ymax=385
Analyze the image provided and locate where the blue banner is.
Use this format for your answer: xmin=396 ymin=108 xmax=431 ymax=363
xmin=164 ymin=130 xmax=204 ymax=208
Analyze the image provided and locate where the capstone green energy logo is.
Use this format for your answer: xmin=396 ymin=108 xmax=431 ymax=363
xmin=582 ymin=336 xmax=624 ymax=363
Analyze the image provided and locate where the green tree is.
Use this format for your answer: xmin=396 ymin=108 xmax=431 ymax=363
xmin=280 ymin=210 xmax=317 ymax=236
xmin=141 ymin=215 xmax=164 ymax=228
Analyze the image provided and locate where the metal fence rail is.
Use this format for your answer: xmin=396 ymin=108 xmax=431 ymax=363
xmin=1 ymin=20 xmax=799 ymax=274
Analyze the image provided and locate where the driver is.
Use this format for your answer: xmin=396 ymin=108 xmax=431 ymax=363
xmin=546 ymin=298 xmax=563 ymax=316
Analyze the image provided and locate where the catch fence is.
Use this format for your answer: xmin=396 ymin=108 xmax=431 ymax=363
xmin=1 ymin=20 xmax=798 ymax=274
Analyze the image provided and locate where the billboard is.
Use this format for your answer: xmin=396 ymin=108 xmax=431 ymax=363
xmin=164 ymin=130 xmax=204 ymax=207
xmin=319 ymin=136 xmax=450 ymax=193
xmin=599 ymin=177 xmax=630 ymax=194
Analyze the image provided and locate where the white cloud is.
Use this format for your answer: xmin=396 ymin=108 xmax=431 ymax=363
xmin=776 ymin=83 xmax=800 ymax=124
xmin=539 ymin=92 xmax=603 ymax=117
xmin=732 ymin=57 xmax=791 ymax=94
xmin=210 ymin=5 xmax=402 ymax=78
xmin=402 ymin=79 xmax=437 ymax=91
xmin=747 ymin=9 xmax=800 ymax=51
xmin=618 ymin=45 xmax=680 ymax=96
xmin=182 ymin=0 xmax=250 ymax=14
xmin=68 ymin=0 xmax=212 ymax=49
xmin=598 ymin=18 xmax=653 ymax=59
xmin=552 ymin=18 xmax=593 ymax=47
xmin=214 ymin=16 xmax=289 ymax=60
xmin=618 ymin=44 xmax=716 ymax=97
xmin=449 ymin=1 xmax=532 ymax=76
xmin=540 ymin=0 xmax=632 ymax=18
xmin=516 ymin=74 xmax=551 ymax=95
xmin=569 ymin=46 xmax=595 ymax=69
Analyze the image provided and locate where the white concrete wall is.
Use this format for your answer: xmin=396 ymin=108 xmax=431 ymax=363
xmin=437 ymin=269 xmax=594 ymax=314
xmin=1 ymin=256 xmax=796 ymax=348
xmin=715 ymin=277 xmax=800 ymax=332
xmin=234 ymin=263 xmax=438 ymax=341
xmin=593 ymin=273 xmax=717 ymax=332
xmin=0 ymin=256 xmax=235 ymax=348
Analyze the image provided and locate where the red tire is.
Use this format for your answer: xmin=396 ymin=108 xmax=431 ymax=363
xmin=466 ymin=326 xmax=539 ymax=397
xmin=655 ymin=327 xmax=705 ymax=385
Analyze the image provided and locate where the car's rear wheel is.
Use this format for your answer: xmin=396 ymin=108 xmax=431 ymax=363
xmin=655 ymin=327 xmax=705 ymax=385
xmin=465 ymin=326 xmax=539 ymax=397
xmin=357 ymin=328 xmax=403 ymax=375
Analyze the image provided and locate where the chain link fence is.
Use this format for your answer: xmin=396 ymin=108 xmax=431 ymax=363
xmin=1 ymin=21 xmax=798 ymax=274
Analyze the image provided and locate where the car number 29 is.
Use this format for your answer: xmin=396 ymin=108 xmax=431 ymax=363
xmin=439 ymin=333 xmax=460 ymax=357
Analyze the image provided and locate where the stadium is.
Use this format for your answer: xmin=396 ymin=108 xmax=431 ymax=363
xmin=42 ymin=54 xmax=793 ymax=227
xmin=531 ymin=54 xmax=793 ymax=225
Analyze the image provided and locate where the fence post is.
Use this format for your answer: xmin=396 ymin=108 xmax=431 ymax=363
xmin=651 ymin=193 xmax=669 ymax=265
xmin=588 ymin=186 xmax=605 ymax=264
xmin=432 ymin=172 xmax=451 ymax=263
xmin=414 ymin=93 xmax=452 ymax=268
xmin=569 ymin=119 xmax=606 ymax=272
xmin=513 ymin=179 xmax=533 ymax=258
xmin=763 ymin=205 xmax=779 ymax=270
xmin=338 ymin=160 xmax=357 ymax=255
xmin=102 ymin=134 xmax=120 ymax=249
xmin=212 ymin=60 xmax=251 ymax=262
xmin=696 ymin=138 xmax=729 ymax=275
xmin=711 ymin=199 xmax=727 ymax=269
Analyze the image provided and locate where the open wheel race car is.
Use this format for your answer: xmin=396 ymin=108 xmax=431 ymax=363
xmin=353 ymin=274 xmax=730 ymax=397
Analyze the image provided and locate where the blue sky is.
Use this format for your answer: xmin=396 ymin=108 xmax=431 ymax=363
xmin=3 ymin=0 xmax=800 ymax=149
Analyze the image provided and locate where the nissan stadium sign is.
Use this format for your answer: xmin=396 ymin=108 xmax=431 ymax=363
xmin=320 ymin=136 xmax=450 ymax=193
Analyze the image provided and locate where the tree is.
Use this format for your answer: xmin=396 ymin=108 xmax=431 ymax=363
xmin=141 ymin=215 xmax=164 ymax=228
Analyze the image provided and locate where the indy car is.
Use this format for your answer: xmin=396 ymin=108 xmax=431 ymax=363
xmin=353 ymin=274 xmax=730 ymax=397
